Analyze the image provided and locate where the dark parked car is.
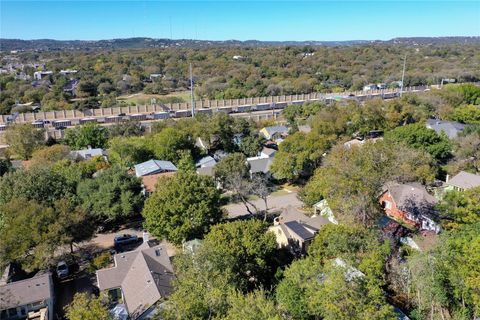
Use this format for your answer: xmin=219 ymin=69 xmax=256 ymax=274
xmin=114 ymin=234 xmax=138 ymax=248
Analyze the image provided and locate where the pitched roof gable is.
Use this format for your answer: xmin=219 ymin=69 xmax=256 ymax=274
xmin=447 ymin=171 xmax=480 ymax=190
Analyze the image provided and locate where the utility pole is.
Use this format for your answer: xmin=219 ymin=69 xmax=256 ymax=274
xmin=190 ymin=63 xmax=195 ymax=117
xmin=400 ymin=54 xmax=407 ymax=97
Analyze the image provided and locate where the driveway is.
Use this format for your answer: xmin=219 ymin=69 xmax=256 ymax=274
xmin=53 ymin=269 xmax=96 ymax=319
xmin=224 ymin=191 xmax=303 ymax=219
xmin=78 ymin=225 xmax=177 ymax=257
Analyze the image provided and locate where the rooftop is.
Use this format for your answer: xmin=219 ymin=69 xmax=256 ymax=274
xmin=0 ymin=272 xmax=53 ymax=310
xmin=96 ymin=243 xmax=174 ymax=319
xmin=134 ymin=159 xmax=177 ymax=177
xmin=426 ymin=119 xmax=465 ymax=139
xmin=447 ymin=171 xmax=480 ymax=190
xmin=384 ymin=182 xmax=438 ymax=215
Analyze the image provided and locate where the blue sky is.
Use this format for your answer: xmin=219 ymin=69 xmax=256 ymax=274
xmin=1 ymin=1 xmax=479 ymax=41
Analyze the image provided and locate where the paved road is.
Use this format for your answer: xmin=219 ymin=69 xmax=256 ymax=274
xmin=224 ymin=191 xmax=303 ymax=219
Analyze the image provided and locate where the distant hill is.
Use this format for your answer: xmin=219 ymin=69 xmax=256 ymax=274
xmin=0 ymin=37 xmax=479 ymax=52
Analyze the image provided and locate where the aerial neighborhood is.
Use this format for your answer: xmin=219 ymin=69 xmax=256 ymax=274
xmin=0 ymin=18 xmax=480 ymax=320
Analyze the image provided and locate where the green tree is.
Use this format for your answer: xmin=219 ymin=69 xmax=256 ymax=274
xmin=142 ymin=171 xmax=223 ymax=245
xmin=276 ymin=224 xmax=394 ymax=320
xmin=0 ymin=167 xmax=73 ymax=206
xmin=300 ymin=141 xmax=436 ymax=224
xmin=452 ymin=104 xmax=480 ymax=124
xmin=149 ymin=127 xmax=195 ymax=163
xmin=407 ymin=224 xmax=480 ymax=319
xmin=221 ymin=289 xmax=281 ymax=320
xmin=239 ymin=135 xmax=265 ymax=157
xmin=63 ymin=122 xmax=109 ymax=150
xmin=0 ymin=198 xmax=94 ymax=271
xmin=65 ymin=293 xmax=111 ymax=320
xmin=437 ymin=187 xmax=480 ymax=230
xmin=77 ymin=166 xmax=143 ymax=221
xmin=214 ymin=153 xmax=259 ymax=215
xmin=107 ymin=136 xmax=152 ymax=168
xmin=163 ymin=220 xmax=277 ymax=320
xmin=29 ymin=144 xmax=71 ymax=168
xmin=384 ymin=123 xmax=452 ymax=162
xmin=270 ymin=132 xmax=333 ymax=181
xmin=5 ymin=124 xmax=45 ymax=160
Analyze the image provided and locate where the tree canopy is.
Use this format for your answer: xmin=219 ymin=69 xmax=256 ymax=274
xmin=142 ymin=171 xmax=223 ymax=245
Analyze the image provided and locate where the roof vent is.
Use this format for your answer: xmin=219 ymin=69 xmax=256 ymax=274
xmin=155 ymin=249 xmax=161 ymax=256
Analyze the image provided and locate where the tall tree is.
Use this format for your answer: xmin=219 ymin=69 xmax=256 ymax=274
xmin=437 ymin=187 xmax=480 ymax=230
xmin=300 ymin=141 xmax=436 ymax=224
xmin=163 ymin=220 xmax=277 ymax=320
xmin=65 ymin=293 xmax=111 ymax=320
xmin=142 ymin=171 xmax=223 ymax=245
xmin=63 ymin=122 xmax=109 ymax=150
xmin=0 ymin=198 xmax=94 ymax=271
xmin=148 ymin=127 xmax=195 ymax=163
xmin=5 ymin=124 xmax=45 ymax=160
xmin=0 ymin=167 xmax=73 ymax=206
xmin=384 ymin=123 xmax=452 ymax=162
xmin=77 ymin=166 xmax=143 ymax=222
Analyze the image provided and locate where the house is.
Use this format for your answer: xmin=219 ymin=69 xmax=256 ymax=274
xmin=63 ymin=79 xmax=79 ymax=96
xmin=363 ymin=84 xmax=377 ymax=91
xmin=445 ymin=171 xmax=480 ymax=192
xmin=196 ymin=166 xmax=215 ymax=177
xmin=313 ymin=199 xmax=337 ymax=224
xmin=70 ymin=147 xmax=107 ymax=161
xmin=269 ymin=206 xmax=330 ymax=254
xmin=260 ymin=147 xmax=276 ymax=158
xmin=426 ymin=119 xmax=465 ymax=139
xmin=134 ymin=159 xmax=177 ymax=177
xmin=96 ymin=242 xmax=175 ymax=320
xmin=0 ymin=271 xmax=54 ymax=320
xmin=33 ymin=71 xmax=53 ymax=80
xmin=59 ymin=69 xmax=78 ymax=77
xmin=195 ymin=156 xmax=216 ymax=168
xmin=140 ymin=172 xmax=176 ymax=195
xmin=379 ymin=182 xmax=440 ymax=233
xmin=343 ymin=136 xmax=383 ymax=148
xmin=247 ymin=155 xmax=273 ymax=175
xmin=149 ymin=74 xmax=162 ymax=81
xmin=259 ymin=125 xmax=288 ymax=140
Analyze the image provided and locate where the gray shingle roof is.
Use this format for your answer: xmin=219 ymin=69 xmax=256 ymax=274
xmin=71 ymin=148 xmax=105 ymax=160
xmin=247 ymin=156 xmax=272 ymax=174
xmin=195 ymin=156 xmax=216 ymax=168
xmin=426 ymin=119 xmax=465 ymax=139
xmin=134 ymin=160 xmax=177 ymax=177
xmin=0 ymin=272 xmax=53 ymax=309
xmin=96 ymin=243 xmax=174 ymax=319
xmin=260 ymin=147 xmax=276 ymax=158
xmin=385 ymin=182 xmax=437 ymax=215
xmin=263 ymin=125 xmax=288 ymax=137
xmin=284 ymin=221 xmax=315 ymax=241
xmin=447 ymin=171 xmax=480 ymax=190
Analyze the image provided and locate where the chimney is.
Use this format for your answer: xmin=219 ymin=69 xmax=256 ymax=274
xmin=446 ymin=174 xmax=450 ymax=183
xmin=143 ymin=231 xmax=149 ymax=243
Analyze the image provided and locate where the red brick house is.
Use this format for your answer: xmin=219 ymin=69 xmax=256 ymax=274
xmin=379 ymin=182 xmax=440 ymax=233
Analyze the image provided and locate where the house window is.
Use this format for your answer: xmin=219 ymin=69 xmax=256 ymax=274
xmin=383 ymin=201 xmax=392 ymax=209
xmin=7 ymin=308 xmax=17 ymax=317
xmin=28 ymin=301 xmax=45 ymax=309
